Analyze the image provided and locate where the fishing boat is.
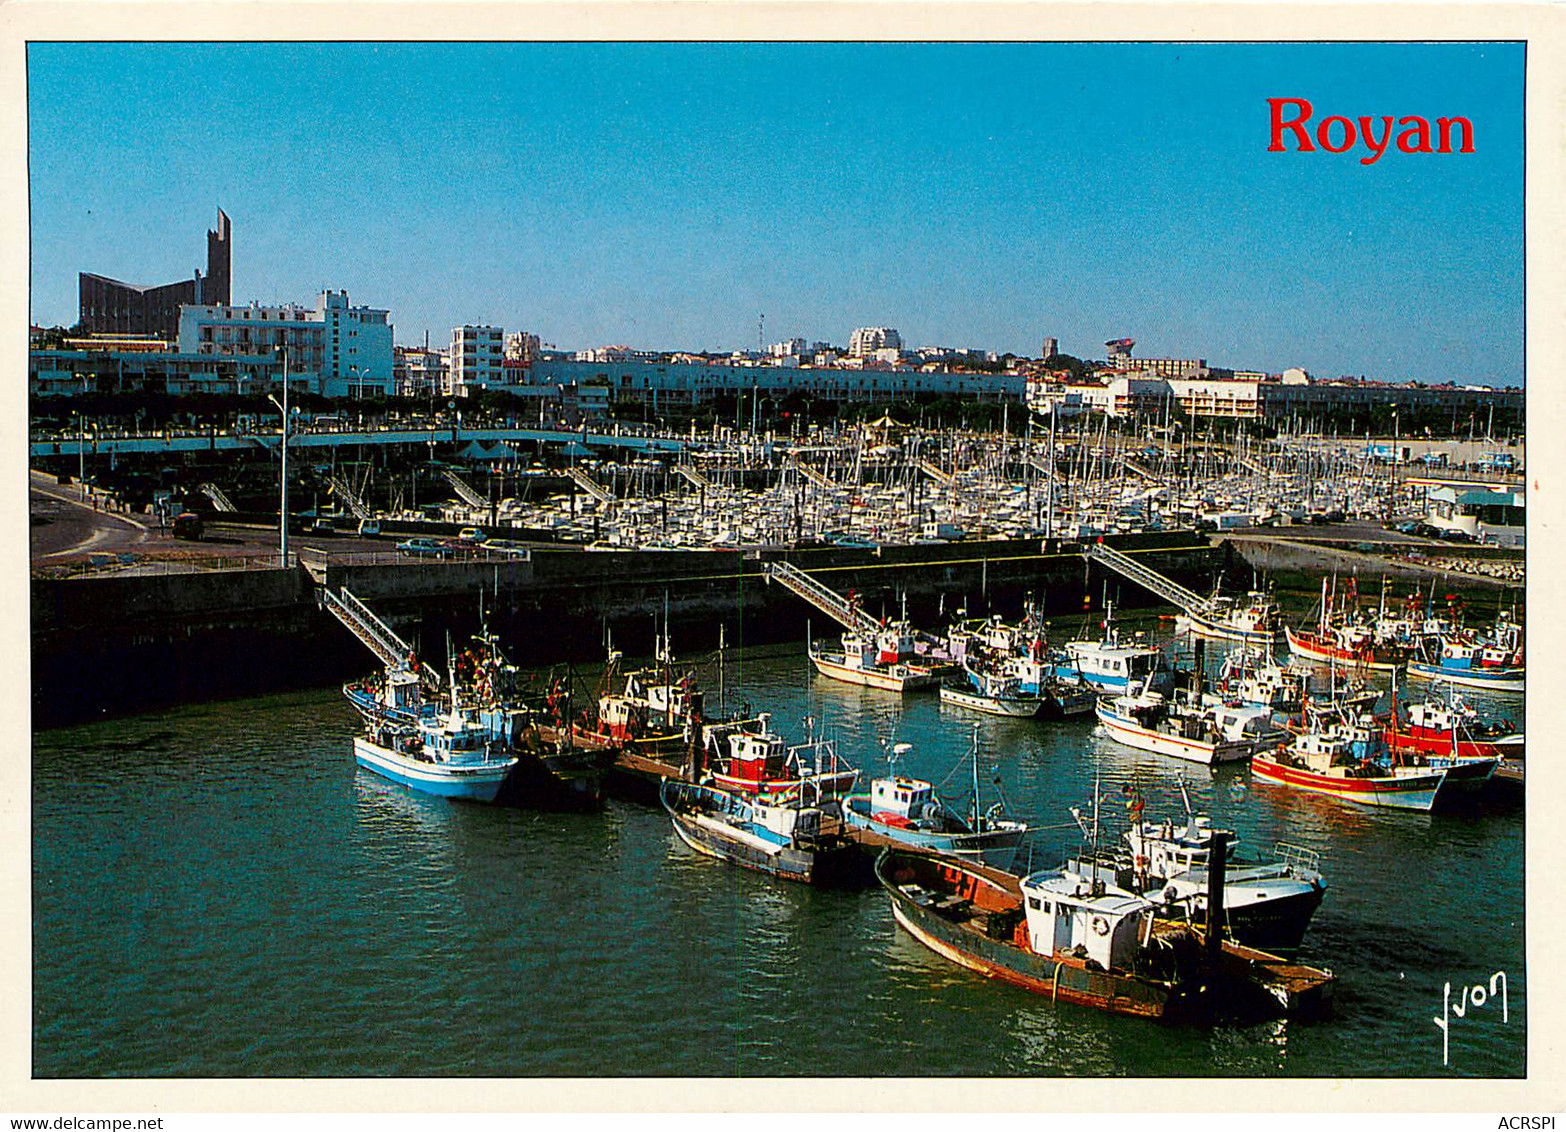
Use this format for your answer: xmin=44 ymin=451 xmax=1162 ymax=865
xmin=876 ymin=840 xmax=1333 ymax=1022
xmin=810 ymin=623 xmax=947 ymax=692
xmin=1174 ymin=590 xmax=1285 ymax=646
xmin=573 ymin=646 xmax=704 ymax=752
xmin=1214 ymin=647 xmax=1307 ymax=712
xmin=1285 ymin=578 xmax=1408 ymax=672
xmin=1107 ymin=782 xmax=1326 ymax=955
xmin=353 ymin=707 xmax=519 ymax=803
xmin=1249 ymin=699 xmax=1493 ymax=810
xmin=1094 ymin=686 xmax=1281 ymax=766
xmin=325 ymin=588 xmax=606 ymax=808
xmin=661 ymin=779 xmax=861 ymax=884
xmin=1050 ymin=608 xmax=1172 ymax=693
xmin=842 ymin=730 xmax=1028 ymax=862
xmin=701 ymin=714 xmax=860 ymax=800
xmin=1383 ymin=692 xmax=1523 ymax=761
xmin=939 ymin=658 xmax=1044 ymax=718
xmin=1407 ymin=627 xmax=1525 ymax=692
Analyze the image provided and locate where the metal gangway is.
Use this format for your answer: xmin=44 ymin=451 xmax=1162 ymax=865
xmin=791 ymin=459 xmax=839 ymax=493
xmin=675 ymin=464 xmax=715 ymax=492
xmin=765 ymin=560 xmax=880 ymax=634
xmin=1083 ymin=541 xmax=1217 ymax=617
xmin=1118 ymin=457 xmax=1161 ymax=482
xmin=916 ymin=458 xmax=954 ymax=486
xmin=443 ymin=469 xmax=487 ymax=510
xmin=566 ymin=466 xmax=614 ymax=505
xmin=320 ymin=586 xmax=442 ymax=691
xmin=327 ymin=473 xmax=373 ymax=520
xmin=200 ymin=483 xmax=237 ymax=512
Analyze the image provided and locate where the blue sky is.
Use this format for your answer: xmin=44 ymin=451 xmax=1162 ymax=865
xmin=28 ymin=42 xmax=1524 ymax=385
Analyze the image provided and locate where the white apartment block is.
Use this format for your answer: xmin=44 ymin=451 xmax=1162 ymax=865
xmin=177 ymin=290 xmax=394 ymax=396
xmin=451 ymin=325 xmax=505 ymax=395
xmin=848 ymin=326 xmax=902 ymax=357
xmin=505 ymin=331 xmax=542 ymax=362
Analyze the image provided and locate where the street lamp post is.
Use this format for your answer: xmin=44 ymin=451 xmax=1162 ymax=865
xmin=267 ymin=348 xmax=291 ymax=565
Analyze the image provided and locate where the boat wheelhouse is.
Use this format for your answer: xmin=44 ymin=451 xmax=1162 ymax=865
xmin=703 ymin=714 xmax=859 ymax=800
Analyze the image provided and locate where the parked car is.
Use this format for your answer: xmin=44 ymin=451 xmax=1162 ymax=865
xmin=357 ymin=518 xmax=382 ymax=537
xmin=458 ymin=527 xmax=488 ymax=543
xmin=172 ymin=512 xmax=204 ymax=541
xmin=396 ymin=537 xmax=452 ymax=558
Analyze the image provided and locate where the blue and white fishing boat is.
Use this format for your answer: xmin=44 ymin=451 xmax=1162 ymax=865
xmin=1407 ymin=625 xmax=1524 ymax=693
xmin=939 ymin=658 xmax=1044 ymax=718
xmin=842 ymin=730 xmax=1028 ymax=862
xmin=661 ymin=779 xmax=860 ymax=884
xmin=353 ymin=706 xmax=519 ymax=802
xmin=325 ymin=587 xmax=604 ymax=807
xmin=1050 ymin=604 xmax=1171 ymax=693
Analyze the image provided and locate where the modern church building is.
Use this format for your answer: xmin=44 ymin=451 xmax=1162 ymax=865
xmin=77 ymin=208 xmax=232 ymax=340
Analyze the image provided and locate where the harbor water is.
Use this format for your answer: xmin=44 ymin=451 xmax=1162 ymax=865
xmin=33 ymin=643 xmax=1524 ymax=1078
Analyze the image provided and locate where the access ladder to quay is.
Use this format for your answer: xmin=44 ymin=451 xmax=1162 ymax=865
xmin=443 ymin=469 xmax=488 ymax=510
xmin=199 ymin=482 xmax=238 ymax=512
xmin=1117 ymin=456 xmax=1160 ymax=482
xmin=327 ymin=473 xmax=374 ymax=520
xmin=765 ymin=560 xmax=882 ymax=634
xmin=566 ymin=466 xmax=615 ymax=506
xmin=790 ymin=459 xmax=840 ymax=492
xmin=1083 ymin=540 xmax=1218 ymax=618
xmin=320 ymin=586 xmax=442 ymax=692
xmin=916 ymin=458 xmax=955 ymax=486
xmin=675 ymin=464 xmax=716 ymax=492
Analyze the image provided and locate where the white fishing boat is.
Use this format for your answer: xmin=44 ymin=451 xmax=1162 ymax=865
xmin=1174 ymin=591 xmax=1284 ymax=646
xmin=353 ymin=705 xmax=519 ymax=802
xmin=810 ymin=623 xmax=945 ymax=692
xmin=938 ymin=658 xmax=1043 ymax=717
xmin=841 ymin=731 xmax=1028 ymax=860
xmin=1095 ymin=686 xmax=1278 ymax=766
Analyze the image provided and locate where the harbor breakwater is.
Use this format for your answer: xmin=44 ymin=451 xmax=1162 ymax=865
xmin=33 ymin=532 xmax=1217 ymax=727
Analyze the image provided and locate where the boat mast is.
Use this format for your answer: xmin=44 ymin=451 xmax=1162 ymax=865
xmin=970 ymin=722 xmax=982 ymax=829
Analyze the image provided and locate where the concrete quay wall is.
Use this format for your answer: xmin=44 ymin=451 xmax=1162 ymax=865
xmin=33 ymin=533 xmax=1218 ymax=727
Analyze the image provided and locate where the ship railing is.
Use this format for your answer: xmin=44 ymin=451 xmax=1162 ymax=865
xmin=1273 ymin=842 xmax=1321 ymax=874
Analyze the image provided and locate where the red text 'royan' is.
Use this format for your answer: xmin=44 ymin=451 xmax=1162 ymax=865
xmin=1268 ymin=97 xmax=1474 ymax=165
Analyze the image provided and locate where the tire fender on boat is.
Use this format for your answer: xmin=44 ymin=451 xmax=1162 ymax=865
xmin=1091 ymin=915 xmax=1110 ymax=937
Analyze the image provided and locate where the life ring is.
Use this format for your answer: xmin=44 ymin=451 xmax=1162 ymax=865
xmin=1091 ymin=915 xmax=1110 ymax=937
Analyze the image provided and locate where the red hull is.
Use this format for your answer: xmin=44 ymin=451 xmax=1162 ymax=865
xmin=1383 ymin=724 xmax=1520 ymax=761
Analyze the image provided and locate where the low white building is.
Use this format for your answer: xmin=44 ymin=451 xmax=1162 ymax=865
xmin=177 ymin=290 xmax=394 ymax=396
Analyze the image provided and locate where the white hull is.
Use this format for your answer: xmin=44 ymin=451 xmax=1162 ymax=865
xmin=352 ymin=736 xmax=517 ymax=801
xmin=1174 ymin=612 xmax=1283 ymax=646
xmin=811 ymin=652 xmax=938 ymax=693
xmin=939 ymin=684 xmax=1042 ymax=718
xmin=1095 ymin=705 xmax=1253 ymax=766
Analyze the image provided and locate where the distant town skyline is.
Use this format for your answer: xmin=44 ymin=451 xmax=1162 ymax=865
xmin=28 ymin=41 xmax=1524 ymax=385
